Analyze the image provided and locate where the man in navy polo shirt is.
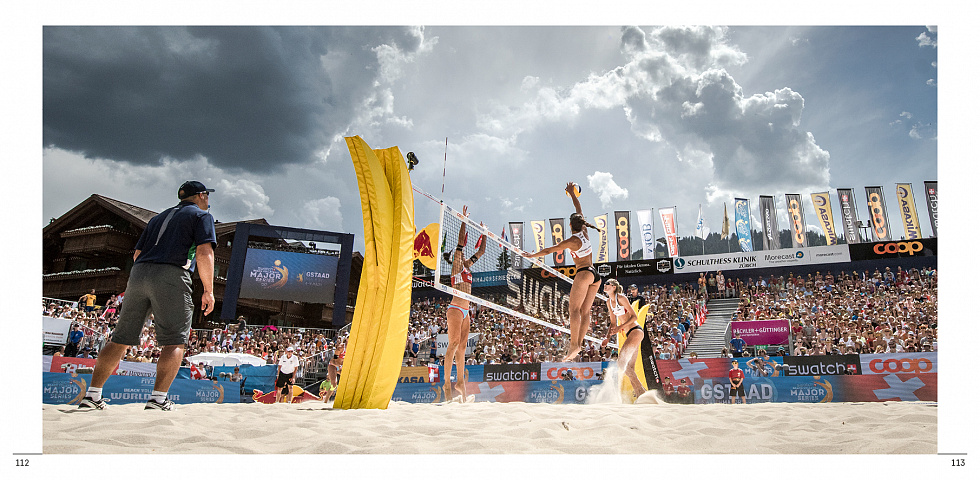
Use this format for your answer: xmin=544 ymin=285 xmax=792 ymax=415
xmin=79 ymin=181 xmax=217 ymax=411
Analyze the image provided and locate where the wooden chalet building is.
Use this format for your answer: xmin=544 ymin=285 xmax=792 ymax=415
xmin=43 ymin=194 xmax=361 ymax=329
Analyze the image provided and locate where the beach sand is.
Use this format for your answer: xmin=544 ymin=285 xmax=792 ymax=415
xmin=43 ymin=400 xmax=936 ymax=455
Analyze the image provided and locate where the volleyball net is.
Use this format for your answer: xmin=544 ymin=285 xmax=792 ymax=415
xmin=412 ymin=185 xmax=614 ymax=349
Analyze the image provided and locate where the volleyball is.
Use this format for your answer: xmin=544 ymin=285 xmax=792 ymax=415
xmin=565 ymin=183 xmax=582 ymax=198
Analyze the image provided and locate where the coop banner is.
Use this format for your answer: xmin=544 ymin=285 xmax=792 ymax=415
xmin=549 ymin=218 xmax=567 ymax=265
xmin=614 ymin=210 xmax=632 ymax=261
xmin=42 ymin=373 xmax=240 ymax=405
xmin=785 ymin=194 xmax=807 ymax=248
xmin=865 ymin=186 xmax=893 ymax=241
xmin=860 ymin=352 xmax=937 ymax=375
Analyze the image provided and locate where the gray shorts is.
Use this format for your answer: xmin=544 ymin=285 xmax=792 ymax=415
xmin=111 ymin=262 xmax=194 ymax=346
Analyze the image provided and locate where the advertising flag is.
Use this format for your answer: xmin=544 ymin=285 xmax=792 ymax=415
xmin=530 ymin=220 xmax=548 ymax=255
xmin=836 ymin=188 xmax=861 ymax=244
xmin=658 ymin=207 xmax=679 ymax=257
xmin=896 ymin=183 xmax=923 ymax=240
xmin=694 ymin=204 xmax=709 ymax=240
xmin=721 ymin=203 xmax=730 ymax=238
xmin=810 ymin=192 xmax=838 ymax=245
xmin=923 ymin=181 xmax=938 ymax=237
xmin=636 ymin=209 xmax=657 ymax=260
xmin=549 ymin=218 xmax=567 ymax=266
xmin=614 ymin=211 xmax=632 ymax=261
xmin=759 ymin=195 xmax=780 ymax=250
xmin=593 ymin=214 xmax=610 ymax=262
xmin=734 ymin=198 xmax=753 ymax=252
xmin=864 ymin=186 xmax=892 ymax=242
xmin=508 ymin=222 xmax=524 ymax=268
xmin=785 ymin=194 xmax=807 ymax=248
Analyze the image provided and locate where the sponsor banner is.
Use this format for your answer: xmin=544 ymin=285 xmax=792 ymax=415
xmin=540 ymin=362 xmax=603 ymax=381
xmin=43 ymin=316 xmax=72 ymax=345
xmin=691 ymin=373 xmax=936 ymax=404
xmin=390 ymin=379 xmax=599 ymax=404
xmin=509 ymin=222 xmax=525 ymax=269
xmin=656 ymin=357 xmax=787 ymax=384
xmin=42 ymin=372 xmax=240 ymax=405
xmin=530 ymin=220 xmax=548 ymax=255
xmin=896 ymin=183 xmax=923 ymax=240
xmin=810 ymin=192 xmax=838 ymax=245
xmin=836 ymin=188 xmax=862 ymax=244
xmin=730 ymin=319 xmax=791 ymax=346
xmin=436 ymin=333 xmax=480 ymax=357
xmin=614 ymin=211 xmax=632 ymax=261
xmin=437 ymin=364 xmax=484 ymax=383
xmin=734 ymin=198 xmax=753 ymax=252
xmin=694 ymin=204 xmax=708 ymax=240
xmin=636 ymin=209 xmax=657 ymax=260
xmin=614 ymin=259 xmax=674 ymax=277
xmin=398 ymin=366 xmax=439 ymax=384
xmin=549 ymin=218 xmax=567 ymax=266
xmin=923 ymin=181 xmax=938 ymax=237
xmin=659 ymin=207 xmax=679 ymax=257
xmin=484 ymin=363 xmax=541 ymax=382
xmin=472 ymin=270 xmax=511 ymax=288
xmin=782 ymin=354 xmax=863 ymax=376
xmin=861 ymin=352 xmax=937 ymax=375
xmin=50 ymin=355 xmax=156 ymax=377
xmin=865 ymin=186 xmax=892 ymax=241
xmin=671 ymin=244 xmax=851 ymax=274
xmin=240 ymin=248 xmax=338 ymax=304
xmin=785 ymin=194 xmax=807 ymax=248
xmin=593 ymin=214 xmax=610 ymax=262
xmin=759 ymin=195 xmax=780 ymax=250
xmin=848 ymin=238 xmax=936 ymax=261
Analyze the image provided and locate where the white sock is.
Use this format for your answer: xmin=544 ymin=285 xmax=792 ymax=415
xmin=150 ymin=390 xmax=168 ymax=403
xmin=86 ymin=387 xmax=103 ymax=401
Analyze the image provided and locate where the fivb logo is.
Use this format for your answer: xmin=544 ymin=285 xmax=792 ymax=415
xmin=896 ymin=186 xmax=921 ymax=239
xmin=867 ymin=192 xmax=889 ymax=240
xmin=787 ymin=198 xmax=805 ymax=246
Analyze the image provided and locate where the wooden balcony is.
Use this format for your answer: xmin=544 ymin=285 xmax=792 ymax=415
xmin=61 ymin=226 xmax=137 ymax=257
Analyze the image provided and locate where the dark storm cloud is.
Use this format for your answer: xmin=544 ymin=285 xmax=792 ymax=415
xmin=43 ymin=26 xmax=425 ymax=172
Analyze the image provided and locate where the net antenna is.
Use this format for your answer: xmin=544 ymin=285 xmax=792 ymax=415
xmin=413 ymin=185 xmax=615 ymax=349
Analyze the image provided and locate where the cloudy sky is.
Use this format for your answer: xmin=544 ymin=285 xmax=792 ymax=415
xmin=41 ymin=25 xmax=938 ymax=252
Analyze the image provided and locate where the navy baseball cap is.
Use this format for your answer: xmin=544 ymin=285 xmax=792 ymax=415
xmin=178 ymin=181 xmax=215 ymax=199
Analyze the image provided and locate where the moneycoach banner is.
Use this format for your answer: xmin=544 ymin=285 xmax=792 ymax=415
xmin=549 ymin=218 xmax=567 ymax=266
xmin=530 ymin=220 xmax=548 ymax=255
xmin=785 ymin=194 xmax=807 ymax=248
xmin=734 ymin=198 xmax=753 ymax=252
xmin=509 ymin=222 xmax=524 ymax=268
xmin=923 ymin=181 xmax=938 ymax=237
xmin=671 ymin=244 xmax=851 ymax=274
xmin=730 ymin=319 xmax=790 ymax=346
xmin=895 ymin=183 xmax=923 ymax=240
xmin=810 ymin=192 xmax=838 ymax=245
xmin=636 ymin=209 xmax=657 ymax=260
xmin=836 ymin=188 xmax=862 ymax=244
xmin=659 ymin=207 xmax=680 ymax=257
xmin=614 ymin=211 xmax=632 ymax=262
xmin=865 ymin=186 xmax=893 ymax=242
xmin=759 ymin=195 xmax=780 ymax=250
xmin=593 ymin=214 xmax=610 ymax=262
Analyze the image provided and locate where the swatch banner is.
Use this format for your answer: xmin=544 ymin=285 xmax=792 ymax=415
xmin=810 ymin=192 xmax=838 ymax=245
xmin=895 ymin=183 xmax=923 ymax=240
xmin=785 ymin=194 xmax=807 ymax=248
xmin=530 ymin=220 xmax=548 ymax=255
xmin=593 ymin=214 xmax=610 ymax=262
xmin=836 ymin=188 xmax=862 ymax=244
xmin=734 ymin=198 xmax=753 ymax=252
xmin=390 ymin=378 xmax=599 ymax=404
xmin=485 ymin=363 xmax=542 ymax=382
xmin=635 ymin=208 xmax=657 ymax=260
xmin=865 ymin=186 xmax=893 ymax=241
xmin=43 ymin=372 xmax=240 ymax=405
xmin=923 ymin=181 xmax=938 ymax=237
xmin=435 ymin=333 xmax=480 ymax=356
xmin=759 ymin=195 xmax=780 ymax=250
xmin=781 ymin=354 xmax=863 ymax=376
xmin=671 ymin=244 xmax=851 ymax=274
xmin=659 ymin=207 xmax=680 ymax=257
xmin=729 ymin=319 xmax=791 ymax=346
xmin=614 ymin=210 xmax=632 ymax=262
xmin=509 ymin=222 xmax=524 ymax=269
xmin=860 ymin=352 xmax=937 ymax=375
xmin=549 ymin=218 xmax=567 ymax=266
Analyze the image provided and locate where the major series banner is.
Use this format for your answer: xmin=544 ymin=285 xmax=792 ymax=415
xmin=759 ymin=195 xmax=780 ymax=250
xmin=635 ymin=208 xmax=657 ymax=260
xmin=923 ymin=181 xmax=938 ymax=237
xmin=865 ymin=186 xmax=893 ymax=241
xmin=810 ymin=192 xmax=838 ymax=245
xmin=593 ymin=213 xmax=610 ymax=262
xmin=785 ymin=194 xmax=807 ymax=248
xmin=549 ymin=218 xmax=567 ymax=266
xmin=614 ymin=210 xmax=631 ymax=261
xmin=734 ymin=198 xmax=753 ymax=252
xmin=836 ymin=188 xmax=862 ymax=244
xmin=659 ymin=207 xmax=679 ymax=257
xmin=43 ymin=373 xmax=241 ymax=405
xmin=895 ymin=183 xmax=923 ymax=240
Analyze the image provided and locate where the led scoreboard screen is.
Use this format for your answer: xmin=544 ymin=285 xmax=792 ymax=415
xmin=239 ymin=248 xmax=339 ymax=304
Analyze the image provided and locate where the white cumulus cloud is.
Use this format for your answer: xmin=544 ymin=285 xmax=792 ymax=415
xmin=586 ymin=171 xmax=629 ymax=209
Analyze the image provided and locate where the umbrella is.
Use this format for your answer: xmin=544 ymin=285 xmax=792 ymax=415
xmin=187 ymin=352 xmax=267 ymax=367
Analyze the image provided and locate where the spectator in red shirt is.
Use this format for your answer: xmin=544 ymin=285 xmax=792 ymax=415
xmin=728 ymin=359 xmax=746 ymax=404
xmin=676 ymin=378 xmax=693 ymax=404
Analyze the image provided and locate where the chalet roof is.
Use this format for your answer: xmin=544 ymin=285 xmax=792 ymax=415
xmin=44 ymin=194 xmax=158 ymax=237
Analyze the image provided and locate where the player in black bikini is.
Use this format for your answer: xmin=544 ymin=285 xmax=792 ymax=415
xmin=601 ymin=278 xmax=647 ymax=397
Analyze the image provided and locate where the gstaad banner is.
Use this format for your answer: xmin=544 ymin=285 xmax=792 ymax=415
xmin=240 ymin=248 xmax=338 ymax=304
xmin=692 ymin=373 xmax=936 ymax=404
xmin=860 ymin=352 xmax=937 ymax=375
xmin=390 ymin=379 xmax=599 ymax=404
xmin=670 ymin=244 xmax=851 ymax=274
xmin=42 ymin=373 xmax=240 ymax=405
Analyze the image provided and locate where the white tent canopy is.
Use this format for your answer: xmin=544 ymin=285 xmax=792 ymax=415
xmin=186 ymin=352 xmax=267 ymax=367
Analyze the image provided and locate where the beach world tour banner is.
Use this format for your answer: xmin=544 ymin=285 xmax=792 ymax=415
xmin=43 ymin=372 xmax=240 ymax=405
